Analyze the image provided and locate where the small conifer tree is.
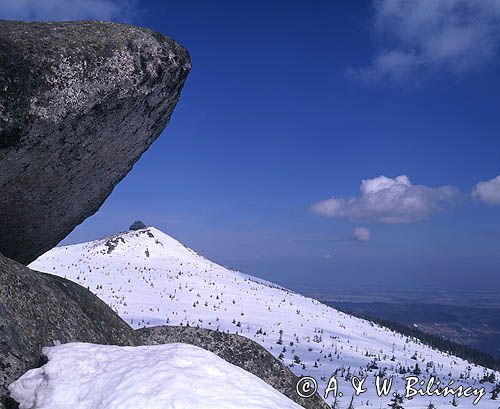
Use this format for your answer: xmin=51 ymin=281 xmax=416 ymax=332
xmin=388 ymin=392 xmax=404 ymax=409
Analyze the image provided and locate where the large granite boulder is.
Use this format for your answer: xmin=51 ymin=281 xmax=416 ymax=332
xmin=0 ymin=253 xmax=141 ymax=406
xmin=0 ymin=20 xmax=190 ymax=265
xmin=139 ymin=325 xmax=330 ymax=409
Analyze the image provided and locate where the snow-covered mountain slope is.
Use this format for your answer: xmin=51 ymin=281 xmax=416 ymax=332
xmin=30 ymin=227 xmax=499 ymax=408
xmin=10 ymin=342 xmax=302 ymax=409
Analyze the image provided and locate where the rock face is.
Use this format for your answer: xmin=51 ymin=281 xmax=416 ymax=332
xmin=0 ymin=253 xmax=141 ymax=406
xmin=129 ymin=220 xmax=147 ymax=231
xmin=138 ymin=326 xmax=330 ymax=409
xmin=0 ymin=20 xmax=191 ymax=265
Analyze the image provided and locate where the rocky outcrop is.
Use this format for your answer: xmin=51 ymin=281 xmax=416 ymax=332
xmin=138 ymin=325 xmax=330 ymax=409
xmin=0 ymin=20 xmax=191 ymax=265
xmin=0 ymin=253 xmax=141 ymax=406
xmin=129 ymin=220 xmax=147 ymax=231
xmin=0 ymin=20 xmax=190 ymax=406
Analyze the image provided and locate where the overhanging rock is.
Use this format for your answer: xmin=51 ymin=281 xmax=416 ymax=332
xmin=0 ymin=20 xmax=191 ymax=264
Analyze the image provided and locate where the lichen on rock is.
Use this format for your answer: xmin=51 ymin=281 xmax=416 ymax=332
xmin=0 ymin=20 xmax=191 ymax=265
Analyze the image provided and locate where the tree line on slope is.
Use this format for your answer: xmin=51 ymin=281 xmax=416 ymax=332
xmin=331 ymin=305 xmax=500 ymax=372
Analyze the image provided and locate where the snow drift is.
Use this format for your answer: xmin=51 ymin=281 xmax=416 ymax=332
xmin=9 ymin=342 xmax=302 ymax=409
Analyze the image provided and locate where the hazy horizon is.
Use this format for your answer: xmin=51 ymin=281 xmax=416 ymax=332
xmin=9 ymin=0 xmax=500 ymax=293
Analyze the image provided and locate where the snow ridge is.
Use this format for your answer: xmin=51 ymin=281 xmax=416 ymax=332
xmin=30 ymin=227 xmax=499 ymax=408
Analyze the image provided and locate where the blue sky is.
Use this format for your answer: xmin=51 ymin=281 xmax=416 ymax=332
xmin=3 ymin=0 xmax=500 ymax=290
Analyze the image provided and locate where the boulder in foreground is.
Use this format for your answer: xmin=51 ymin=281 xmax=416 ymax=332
xmin=0 ymin=254 xmax=140 ymax=405
xmin=0 ymin=20 xmax=191 ymax=264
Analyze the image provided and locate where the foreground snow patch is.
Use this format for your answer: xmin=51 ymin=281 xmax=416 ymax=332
xmin=9 ymin=342 xmax=302 ymax=409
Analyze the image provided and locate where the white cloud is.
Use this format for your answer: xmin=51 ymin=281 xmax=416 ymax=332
xmin=311 ymin=175 xmax=459 ymax=223
xmin=353 ymin=227 xmax=371 ymax=241
xmin=0 ymin=0 xmax=136 ymax=21
xmin=352 ymin=0 xmax=500 ymax=84
xmin=472 ymin=175 xmax=500 ymax=204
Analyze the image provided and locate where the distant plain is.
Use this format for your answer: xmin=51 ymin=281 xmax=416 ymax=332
xmin=301 ymin=288 xmax=500 ymax=358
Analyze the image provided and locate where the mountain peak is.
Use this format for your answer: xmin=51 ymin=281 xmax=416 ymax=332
xmin=43 ymin=226 xmax=204 ymax=267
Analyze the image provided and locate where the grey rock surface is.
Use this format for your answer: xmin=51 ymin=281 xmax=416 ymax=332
xmin=129 ymin=220 xmax=147 ymax=231
xmin=0 ymin=20 xmax=190 ymax=265
xmin=0 ymin=253 xmax=141 ymax=406
xmin=138 ymin=325 xmax=330 ymax=409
